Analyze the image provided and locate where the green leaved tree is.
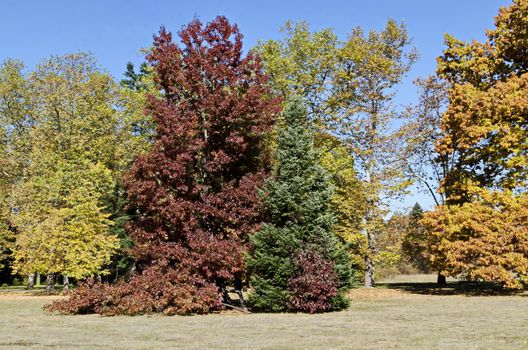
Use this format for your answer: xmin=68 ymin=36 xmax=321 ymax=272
xmin=247 ymin=99 xmax=354 ymax=313
xmin=258 ymin=20 xmax=417 ymax=287
xmin=0 ymin=59 xmax=31 ymax=280
xmin=8 ymin=53 xmax=147 ymax=288
xmin=401 ymin=203 xmax=430 ymax=273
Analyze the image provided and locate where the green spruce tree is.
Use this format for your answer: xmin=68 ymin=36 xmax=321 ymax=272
xmin=247 ymin=98 xmax=354 ymax=313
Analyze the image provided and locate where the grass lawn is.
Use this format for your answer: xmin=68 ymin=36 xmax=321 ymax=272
xmin=1 ymin=274 xmax=527 ymax=349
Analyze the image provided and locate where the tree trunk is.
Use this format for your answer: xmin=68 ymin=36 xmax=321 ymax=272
xmin=437 ymin=272 xmax=447 ymax=285
xmin=362 ymin=166 xmax=376 ymax=288
xmin=113 ymin=265 xmax=119 ymax=283
xmin=36 ymin=273 xmax=41 ymax=286
xmin=364 ymin=255 xmax=375 ymax=288
xmin=130 ymin=263 xmax=137 ymax=277
xmin=233 ymin=274 xmax=247 ymax=309
xmin=27 ymin=273 xmax=34 ymax=289
xmin=63 ymin=275 xmax=69 ymax=294
xmin=45 ymin=273 xmax=55 ymax=291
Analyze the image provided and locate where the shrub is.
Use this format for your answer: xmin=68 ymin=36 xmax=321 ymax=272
xmin=287 ymin=250 xmax=339 ymax=313
xmin=46 ymin=264 xmax=221 ymax=316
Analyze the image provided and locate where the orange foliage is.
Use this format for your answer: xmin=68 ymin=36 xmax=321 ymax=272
xmin=423 ymin=191 xmax=528 ymax=288
xmin=425 ymin=0 xmax=528 ymax=288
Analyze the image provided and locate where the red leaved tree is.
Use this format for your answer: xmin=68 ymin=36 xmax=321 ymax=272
xmin=48 ymin=16 xmax=279 ymax=315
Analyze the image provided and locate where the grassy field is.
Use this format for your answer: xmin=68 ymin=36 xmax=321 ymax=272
xmin=1 ymin=275 xmax=527 ymax=349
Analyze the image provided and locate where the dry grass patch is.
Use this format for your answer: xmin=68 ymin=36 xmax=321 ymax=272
xmin=348 ymin=286 xmax=409 ymax=300
xmin=0 ymin=275 xmax=527 ymax=349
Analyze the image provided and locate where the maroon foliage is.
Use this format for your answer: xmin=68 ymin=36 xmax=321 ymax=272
xmin=46 ymin=278 xmax=106 ymax=315
xmin=46 ymin=266 xmax=220 ymax=316
xmin=51 ymin=16 xmax=279 ymax=315
xmin=287 ymin=250 xmax=339 ymax=314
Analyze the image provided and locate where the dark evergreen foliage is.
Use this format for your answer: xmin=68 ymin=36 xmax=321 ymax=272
xmin=247 ymin=99 xmax=354 ymax=313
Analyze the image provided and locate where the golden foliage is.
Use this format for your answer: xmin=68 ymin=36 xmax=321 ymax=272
xmin=423 ymin=190 xmax=528 ymax=288
xmin=424 ymin=0 xmax=528 ymax=287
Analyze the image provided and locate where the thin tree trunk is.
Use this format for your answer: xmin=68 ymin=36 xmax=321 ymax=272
xmin=233 ymin=274 xmax=246 ymax=310
xmin=27 ymin=273 xmax=34 ymax=289
xmin=437 ymin=272 xmax=447 ymax=285
xmin=363 ymin=167 xmax=376 ymax=288
xmin=130 ymin=262 xmax=137 ymax=277
xmin=364 ymin=243 xmax=375 ymax=288
xmin=45 ymin=273 xmax=55 ymax=291
xmin=63 ymin=275 xmax=69 ymax=294
xmin=36 ymin=273 xmax=41 ymax=286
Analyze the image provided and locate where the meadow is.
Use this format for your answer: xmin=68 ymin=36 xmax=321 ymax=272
xmin=1 ymin=275 xmax=527 ymax=350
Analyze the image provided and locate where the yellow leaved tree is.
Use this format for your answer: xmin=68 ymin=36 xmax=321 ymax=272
xmin=423 ymin=0 xmax=528 ymax=288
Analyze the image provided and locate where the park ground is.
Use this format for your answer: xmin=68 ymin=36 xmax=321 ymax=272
xmin=0 ymin=274 xmax=527 ymax=350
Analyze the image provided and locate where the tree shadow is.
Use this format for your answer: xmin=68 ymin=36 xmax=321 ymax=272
xmin=378 ymin=282 xmax=526 ymax=297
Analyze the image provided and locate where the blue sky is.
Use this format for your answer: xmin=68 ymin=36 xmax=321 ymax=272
xmin=0 ymin=0 xmax=511 ymax=211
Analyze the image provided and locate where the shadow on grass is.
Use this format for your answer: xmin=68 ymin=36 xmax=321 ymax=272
xmin=377 ymin=281 xmax=526 ymax=297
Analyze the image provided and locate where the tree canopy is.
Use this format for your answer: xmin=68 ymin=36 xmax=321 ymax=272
xmin=423 ymin=0 xmax=528 ymax=288
xmin=48 ymin=16 xmax=280 ymax=315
